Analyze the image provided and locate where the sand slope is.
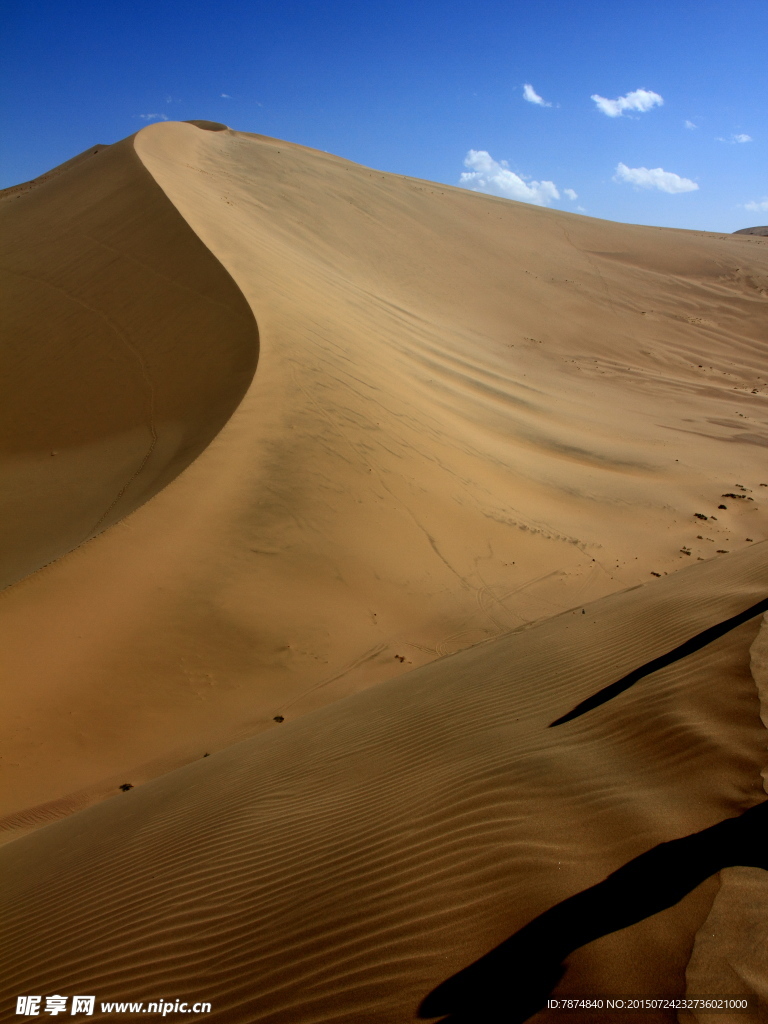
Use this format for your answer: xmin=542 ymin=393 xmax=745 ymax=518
xmin=1 ymin=543 xmax=766 ymax=1023
xmin=0 ymin=121 xmax=766 ymax=842
xmin=0 ymin=133 xmax=257 ymax=589
xmin=683 ymin=617 xmax=768 ymax=1020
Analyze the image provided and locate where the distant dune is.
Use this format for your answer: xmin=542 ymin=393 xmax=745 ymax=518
xmin=733 ymin=226 xmax=768 ymax=237
xmin=1 ymin=121 xmax=767 ymax=1021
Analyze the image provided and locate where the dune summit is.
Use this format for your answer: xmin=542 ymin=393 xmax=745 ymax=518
xmin=1 ymin=121 xmax=767 ymax=1020
xmin=0 ymin=132 xmax=258 ymax=590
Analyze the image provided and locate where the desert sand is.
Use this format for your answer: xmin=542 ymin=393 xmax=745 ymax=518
xmin=1 ymin=120 xmax=767 ymax=1022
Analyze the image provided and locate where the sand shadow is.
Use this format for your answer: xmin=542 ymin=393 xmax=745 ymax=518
xmin=418 ymin=800 xmax=768 ymax=1023
xmin=550 ymin=596 xmax=768 ymax=726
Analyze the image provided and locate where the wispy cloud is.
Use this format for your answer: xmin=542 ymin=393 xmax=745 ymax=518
xmin=717 ymin=133 xmax=752 ymax=143
xmin=460 ymin=150 xmax=559 ymax=206
xmin=685 ymin=120 xmax=698 ymax=130
xmin=614 ymin=162 xmax=698 ymax=194
xmin=563 ymin=188 xmax=578 ymax=200
xmin=591 ymin=88 xmax=663 ymax=118
xmin=744 ymin=197 xmax=768 ymax=213
xmin=523 ymin=83 xmax=551 ymax=107
xmin=221 ymin=92 xmax=231 ymax=99
xmin=138 ymin=113 xmax=169 ymax=121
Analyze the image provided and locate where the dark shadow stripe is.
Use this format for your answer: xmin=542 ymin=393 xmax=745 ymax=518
xmin=550 ymin=596 xmax=768 ymax=727
xmin=418 ymin=800 xmax=768 ymax=1022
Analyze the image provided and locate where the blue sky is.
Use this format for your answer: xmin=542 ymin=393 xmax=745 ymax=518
xmin=2 ymin=0 xmax=766 ymax=231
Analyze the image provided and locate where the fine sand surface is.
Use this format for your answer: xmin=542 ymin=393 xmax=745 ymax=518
xmin=1 ymin=544 xmax=767 ymax=1023
xmin=0 ymin=132 xmax=257 ymax=590
xmin=1 ymin=120 xmax=767 ymax=1021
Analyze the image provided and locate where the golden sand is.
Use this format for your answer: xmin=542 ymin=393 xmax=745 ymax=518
xmin=1 ymin=121 xmax=766 ymax=1021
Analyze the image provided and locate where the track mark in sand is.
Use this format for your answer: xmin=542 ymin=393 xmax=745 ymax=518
xmin=378 ymin=477 xmax=474 ymax=593
xmin=274 ymin=641 xmax=391 ymax=715
xmin=475 ymin=570 xmax=568 ymax=630
xmin=550 ymin=595 xmax=768 ymax=726
xmin=560 ymin=228 xmax=623 ymax=322
xmin=440 ymin=571 xmax=570 ymax=655
xmin=475 ymin=582 xmax=512 ymax=632
xmin=435 ymin=628 xmax=494 ymax=658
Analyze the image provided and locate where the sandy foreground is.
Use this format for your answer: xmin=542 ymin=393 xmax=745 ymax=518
xmin=1 ymin=120 xmax=767 ymax=1022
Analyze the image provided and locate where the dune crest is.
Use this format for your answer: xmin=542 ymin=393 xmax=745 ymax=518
xmin=0 ymin=121 xmax=766 ymax=843
xmin=2 ymin=122 xmax=768 ymax=1020
xmin=0 ymin=130 xmax=257 ymax=590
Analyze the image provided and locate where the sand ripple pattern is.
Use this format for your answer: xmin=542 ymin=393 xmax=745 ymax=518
xmin=682 ymin=616 xmax=768 ymax=1021
xmin=1 ymin=544 xmax=766 ymax=1022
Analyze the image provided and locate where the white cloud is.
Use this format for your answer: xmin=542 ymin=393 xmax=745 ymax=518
xmin=717 ymin=133 xmax=752 ymax=143
xmin=221 ymin=93 xmax=231 ymax=99
xmin=744 ymin=198 xmax=768 ymax=212
xmin=613 ymin=162 xmax=698 ymax=194
xmin=591 ymin=88 xmax=663 ymax=118
xmin=459 ymin=150 xmax=560 ymax=206
xmin=138 ymin=113 xmax=169 ymax=121
xmin=523 ymin=83 xmax=551 ymax=107
xmin=685 ymin=120 xmax=697 ymax=130
xmin=563 ymin=188 xmax=578 ymax=201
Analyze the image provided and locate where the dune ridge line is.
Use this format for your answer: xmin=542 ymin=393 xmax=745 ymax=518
xmin=0 ymin=126 xmax=259 ymax=591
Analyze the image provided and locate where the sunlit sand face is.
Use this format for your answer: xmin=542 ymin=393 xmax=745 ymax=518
xmin=1 ymin=121 xmax=766 ymax=1021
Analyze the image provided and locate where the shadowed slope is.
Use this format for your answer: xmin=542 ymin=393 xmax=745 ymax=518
xmin=550 ymin=596 xmax=768 ymax=726
xmin=0 ymin=130 xmax=258 ymax=589
xmin=0 ymin=122 xmax=766 ymax=841
xmin=419 ymin=802 xmax=768 ymax=1022
xmin=681 ymin=616 xmax=768 ymax=1019
xmin=1 ymin=544 xmax=766 ymax=1023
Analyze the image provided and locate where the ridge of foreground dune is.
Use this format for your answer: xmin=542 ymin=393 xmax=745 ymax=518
xmin=0 ymin=120 xmax=767 ymax=843
xmin=1 ymin=544 xmax=767 ymax=1022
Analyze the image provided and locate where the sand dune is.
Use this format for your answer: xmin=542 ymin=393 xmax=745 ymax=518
xmin=682 ymin=615 xmax=768 ymax=1019
xmin=1 ymin=543 xmax=766 ymax=1022
xmin=1 ymin=121 xmax=766 ymax=841
xmin=1 ymin=120 xmax=767 ymax=1021
xmin=0 ymin=132 xmax=257 ymax=590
